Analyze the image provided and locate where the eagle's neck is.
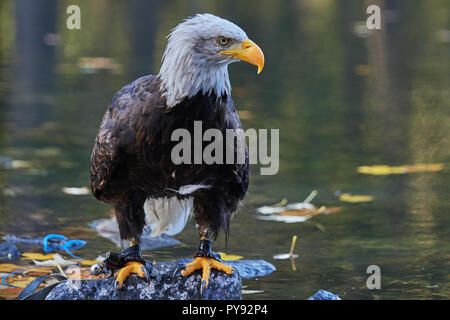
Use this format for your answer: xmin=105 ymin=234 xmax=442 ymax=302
xmin=158 ymin=51 xmax=231 ymax=108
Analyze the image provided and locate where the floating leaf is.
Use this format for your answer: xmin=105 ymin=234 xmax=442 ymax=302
xmin=10 ymin=160 xmax=33 ymax=169
xmin=23 ymin=267 xmax=55 ymax=276
xmin=255 ymin=191 xmax=328 ymax=222
xmin=284 ymin=202 xmax=315 ymax=211
xmin=256 ymin=205 xmax=339 ymax=224
xmin=280 ymin=206 xmax=342 ymax=216
xmin=242 ymin=289 xmax=264 ymax=294
xmin=0 ymin=287 xmax=22 ymax=299
xmin=62 ymin=187 xmax=90 ymax=195
xmin=274 ymin=235 xmax=299 ymax=260
xmin=217 ymin=252 xmax=243 ymax=261
xmin=273 ymin=253 xmax=299 ymax=260
xmin=339 ymin=193 xmax=373 ymax=203
xmin=255 ymin=215 xmax=310 ymax=223
xmin=256 ymin=198 xmax=291 ymax=214
xmin=5 ymin=278 xmax=35 ymax=288
xmin=65 ymin=266 xmax=103 ymax=279
xmin=357 ymin=163 xmax=444 ymax=175
xmin=21 ymin=253 xmax=55 ymax=261
xmin=271 ymin=198 xmax=288 ymax=207
xmin=0 ymin=263 xmax=23 ymax=273
xmin=80 ymin=260 xmax=101 ymax=266
xmin=32 ymin=254 xmax=78 ymax=267
xmin=256 ymin=206 xmax=286 ymax=215
xmin=279 ymin=209 xmax=314 ymax=216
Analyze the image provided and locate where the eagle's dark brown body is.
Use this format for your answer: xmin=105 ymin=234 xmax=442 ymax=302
xmin=89 ymin=75 xmax=249 ymax=240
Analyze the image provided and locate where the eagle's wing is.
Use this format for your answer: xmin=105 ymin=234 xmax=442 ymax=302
xmin=225 ymin=98 xmax=250 ymax=200
xmin=89 ymin=75 xmax=156 ymax=201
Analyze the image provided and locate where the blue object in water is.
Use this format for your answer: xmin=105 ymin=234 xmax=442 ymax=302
xmin=3 ymin=235 xmax=44 ymax=246
xmin=308 ymin=290 xmax=341 ymax=300
xmin=1 ymin=234 xmax=86 ymax=289
xmin=3 ymin=234 xmax=86 ymax=259
xmin=43 ymin=234 xmax=86 ymax=259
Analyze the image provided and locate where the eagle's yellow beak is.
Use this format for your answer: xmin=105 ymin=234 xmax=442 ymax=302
xmin=220 ymin=39 xmax=264 ymax=74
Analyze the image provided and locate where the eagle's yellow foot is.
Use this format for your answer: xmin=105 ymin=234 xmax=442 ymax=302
xmin=114 ymin=261 xmax=149 ymax=290
xmin=181 ymin=256 xmax=233 ymax=289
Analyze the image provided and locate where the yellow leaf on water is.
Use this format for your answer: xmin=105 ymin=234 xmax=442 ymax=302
xmin=279 ymin=206 xmax=342 ymax=217
xmin=21 ymin=253 xmax=55 ymax=261
xmin=5 ymin=278 xmax=35 ymax=288
xmin=23 ymin=267 xmax=55 ymax=276
xmin=65 ymin=267 xmax=104 ymax=280
xmin=339 ymin=193 xmax=374 ymax=203
xmin=80 ymin=260 xmax=101 ymax=266
xmin=217 ymin=252 xmax=243 ymax=260
xmin=0 ymin=287 xmax=22 ymax=299
xmin=32 ymin=254 xmax=78 ymax=267
xmin=10 ymin=160 xmax=33 ymax=169
xmin=357 ymin=163 xmax=444 ymax=175
xmin=0 ymin=263 xmax=24 ymax=273
xmin=403 ymin=163 xmax=444 ymax=173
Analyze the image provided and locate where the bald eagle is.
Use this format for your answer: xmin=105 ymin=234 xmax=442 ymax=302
xmin=89 ymin=14 xmax=264 ymax=291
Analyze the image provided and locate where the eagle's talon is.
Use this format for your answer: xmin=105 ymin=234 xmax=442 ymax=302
xmin=114 ymin=261 xmax=148 ymax=290
xmin=181 ymin=256 xmax=233 ymax=293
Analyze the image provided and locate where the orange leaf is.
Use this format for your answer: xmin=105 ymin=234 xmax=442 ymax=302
xmin=0 ymin=287 xmax=22 ymax=300
xmin=21 ymin=253 xmax=55 ymax=261
xmin=0 ymin=263 xmax=24 ymax=273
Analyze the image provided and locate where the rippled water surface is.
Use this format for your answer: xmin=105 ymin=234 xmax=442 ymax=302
xmin=0 ymin=0 xmax=449 ymax=299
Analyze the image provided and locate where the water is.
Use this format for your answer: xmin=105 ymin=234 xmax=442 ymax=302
xmin=0 ymin=0 xmax=449 ymax=300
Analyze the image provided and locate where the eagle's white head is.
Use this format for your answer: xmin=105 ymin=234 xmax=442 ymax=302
xmin=158 ymin=14 xmax=264 ymax=108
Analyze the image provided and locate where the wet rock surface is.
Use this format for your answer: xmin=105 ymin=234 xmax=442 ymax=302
xmin=0 ymin=241 xmax=21 ymax=261
xmin=89 ymin=217 xmax=182 ymax=250
xmin=308 ymin=290 xmax=341 ymax=300
xmin=46 ymin=258 xmax=276 ymax=300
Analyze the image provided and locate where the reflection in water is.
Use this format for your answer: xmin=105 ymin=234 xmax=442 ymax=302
xmin=0 ymin=0 xmax=449 ymax=299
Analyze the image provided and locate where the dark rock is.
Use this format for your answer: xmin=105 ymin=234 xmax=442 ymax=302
xmin=0 ymin=241 xmax=21 ymax=260
xmin=3 ymin=235 xmax=44 ymax=247
xmin=308 ymin=290 xmax=341 ymax=300
xmin=89 ymin=217 xmax=182 ymax=250
xmin=46 ymin=261 xmax=238 ymax=300
xmin=46 ymin=258 xmax=276 ymax=300
xmin=139 ymin=233 xmax=182 ymax=251
xmin=221 ymin=259 xmax=276 ymax=279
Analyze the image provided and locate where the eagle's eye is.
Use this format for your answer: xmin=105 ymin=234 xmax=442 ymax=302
xmin=217 ymin=36 xmax=230 ymax=46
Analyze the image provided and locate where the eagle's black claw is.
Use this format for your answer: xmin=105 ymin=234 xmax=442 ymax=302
xmin=200 ymin=279 xmax=207 ymax=296
xmin=231 ymin=266 xmax=241 ymax=280
xmin=113 ymin=280 xmax=120 ymax=296
xmin=173 ymin=265 xmax=185 ymax=277
xmin=105 ymin=268 xmax=114 ymax=278
xmin=142 ymin=266 xmax=150 ymax=283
